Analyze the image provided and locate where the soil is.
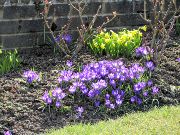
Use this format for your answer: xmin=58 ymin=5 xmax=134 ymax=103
xmin=0 ymin=37 xmax=179 ymax=135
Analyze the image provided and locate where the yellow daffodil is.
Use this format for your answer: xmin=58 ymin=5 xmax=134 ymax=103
xmin=139 ymin=25 xmax=147 ymax=31
xmin=105 ymin=38 xmax=111 ymax=44
xmin=94 ymin=43 xmax=98 ymax=48
xmin=105 ymin=33 xmax=110 ymax=39
xmin=121 ymin=35 xmax=127 ymax=42
xmin=117 ymin=38 xmax=122 ymax=44
xmin=100 ymin=43 xmax=105 ymax=49
xmin=100 ymin=31 xmax=104 ymax=36
xmin=112 ymin=43 xmax=115 ymax=47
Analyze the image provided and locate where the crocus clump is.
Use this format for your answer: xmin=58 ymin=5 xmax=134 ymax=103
xmin=23 ymin=70 xmax=39 ymax=84
xmin=55 ymin=34 xmax=72 ymax=45
xmin=135 ymin=46 xmax=153 ymax=57
xmin=42 ymin=57 xmax=158 ymax=111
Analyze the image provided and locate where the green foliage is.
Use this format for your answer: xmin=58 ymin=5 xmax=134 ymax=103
xmin=0 ymin=49 xmax=20 ymax=75
xmin=89 ymin=26 xmax=146 ymax=58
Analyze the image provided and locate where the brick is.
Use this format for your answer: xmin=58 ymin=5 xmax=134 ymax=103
xmin=1 ymin=32 xmax=44 ymax=49
xmin=3 ymin=3 xmax=70 ymax=19
xmin=0 ymin=13 xmax=148 ymax=35
xmin=3 ymin=5 xmax=37 ymax=19
xmin=0 ymin=26 xmax=138 ymax=49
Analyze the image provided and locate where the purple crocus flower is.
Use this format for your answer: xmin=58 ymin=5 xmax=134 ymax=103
xmin=4 ymin=131 xmax=12 ymax=135
xmin=147 ymin=80 xmax=153 ymax=87
xmin=77 ymin=107 xmax=84 ymax=113
xmin=99 ymin=79 xmax=107 ymax=88
xmin=66 ymin=60 xmax=73 ymax=67
xmin=69 ymin=86 xmax=77 ymax=93
xmin=95 ymin=100 xmax=100 ymax=107
xmin=91 ymin=79 xmax=107 ymax=90
xmin=42 ymin=91 xmax=53 ymax=104
xmin=120 ymin=90 xmax=125 ymax=97
xmin=134 ymin=82 xmax=146 ymax=92
xmin=58 ymin=77 xmax=63 ymax=83
xmin=100 ymin=66 xmax=109 ymax=76
xmin=136 ymin=47 xmax=147 ymax=56
xmin=116 ymin=94 xmax=122 ymax=99
xmin=52 ymin=88 xmax=62 ymax=97
xmin=55 ymin=101 xmax=61 ymax=108
xmin=23 ymin=70 xmax=39 ymax=83
xmin=47 ymin=97 xmax=52 ymax=104
xmin=59 ymin=70 xmax=73 ymax=82
xmin=42 ymin=91 xmax=49 ymax=102
xmin=146 ymin=61 xmax=155 ymax=71
xmin=62 ymin=34 xmax=72 ymax=44
xmin=80 ymin=86 xmax=89 ymax=94
xmin=116 ymin=98 xmax=123 ymax=105
xmin=112 ymin=89 xmax=119 ymax=96
xmin=94 ymin=89 xmax=101 ymax=96
xmin=109 ymin=103 xmax=115 ymax=109
xmin=130 ymin=96 xmax=137 ymax=103
xmin=55 ymin=35 xmax=60 ymax=42
xmin=119 ymin=75 xmax=126 ymax=82
xmin=152 ymin=86 xmax=159 ymax=94
xmin=55 ymin=34 xmax=72 ymax=44
xmin=57 ymin=92 xmax=66 ymax=100
xmin=143 ymin=91 xmax=148 ymax=97
xmin=80 ymin=84 xmax=89 ymax=94
xmin=91 ymin=82 xmax=100 ymax=90
xmin=105 ymin=94 xmax=110 ymax=100
xmin=108 ymin=73 xmax=115 ymax=79
xmin=137 ymin=98 xmax=142 ymax=105
xmin=128 ymin=70 xmax=135 ymax=80
xmin=109 ymin=79 xmax=116 ymax=88
xmin=77 ymin=107 xmax=84 ymax=117
xmin=105 ymin=99 xmax=111 ymax=106
xmin=176 ymin=58 xmax=180 ymax=62
xmin=88 ymin=90 xmax=95 ymax=98
xmin=27 ymin=77 xmax=33 ymax=83
xmin=135 ymin=46 xmax=152 ymax=57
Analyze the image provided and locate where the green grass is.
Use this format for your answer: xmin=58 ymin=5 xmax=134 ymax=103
xmin=47 ymin=106 xmax=180 ymax=135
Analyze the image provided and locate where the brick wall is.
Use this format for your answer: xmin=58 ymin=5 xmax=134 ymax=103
xmin=0 ymin=0 xmax=179 ymax=49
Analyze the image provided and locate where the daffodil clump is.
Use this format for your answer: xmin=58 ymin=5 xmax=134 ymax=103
xmin=0 ymin=49 xmax=20 ymax=75
xmin=89 ymin=26 xmax=147 ymax=58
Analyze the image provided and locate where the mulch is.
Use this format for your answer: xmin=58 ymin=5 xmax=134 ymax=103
xmin=0 ymin=36 xmax=179 ymax=135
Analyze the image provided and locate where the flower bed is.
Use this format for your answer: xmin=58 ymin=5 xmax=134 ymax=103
xmin=0 ymin=38 xmax=179 ymax=134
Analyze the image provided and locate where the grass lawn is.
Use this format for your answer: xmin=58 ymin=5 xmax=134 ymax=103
xmin=47 ymin=106 xmax=180 ymax=135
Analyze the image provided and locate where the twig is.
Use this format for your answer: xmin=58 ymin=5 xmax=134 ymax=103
xmin=44 ymin=19 xmax=68 ymax=55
